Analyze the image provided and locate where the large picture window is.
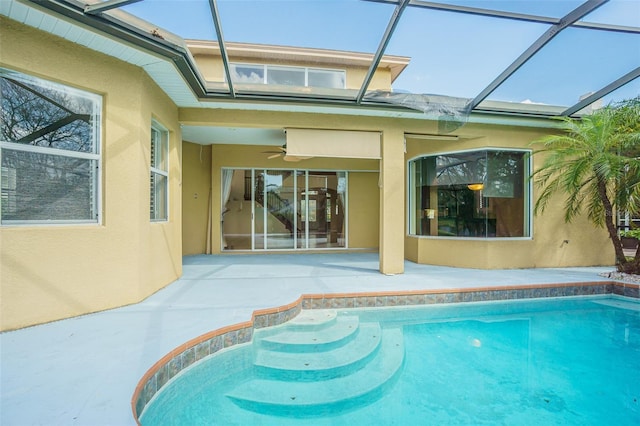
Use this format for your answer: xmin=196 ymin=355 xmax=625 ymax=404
xmin=408 ymin=150 xmax=530 ymax=238
xmin=0 ymin=68 xmax=101 ymax=224
xmin=150 ymin=123 xmax=169 ymax=221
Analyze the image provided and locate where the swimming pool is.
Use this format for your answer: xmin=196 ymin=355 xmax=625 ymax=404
xmin=139 ymin=296 xmax=639 ymax=425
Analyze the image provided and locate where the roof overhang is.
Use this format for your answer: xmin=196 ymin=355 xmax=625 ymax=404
xmin=186 ymin=40 xmax=410 ymax=83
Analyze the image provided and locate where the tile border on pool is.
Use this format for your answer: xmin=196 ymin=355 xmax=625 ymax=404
xmin=131 ymin=280 xmax=639 ymax=423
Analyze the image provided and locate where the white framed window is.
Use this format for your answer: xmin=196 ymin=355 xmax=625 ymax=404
xmin=308 ymin=68 xmax=346 ymax=89
xmin=231 ymin=64 xmax=265 ymax=84
xmin=267 ymin=65 xmax=306 ymax=86
xmin=230 ymin=63 xmax=346 ymax=89
xmin=150 ymin=122 xmax=169 ymax=221
xmin=408 ymin=149 xmax=531 ymax=238
xmin=0 ymin=68 xmax=101 ymax=225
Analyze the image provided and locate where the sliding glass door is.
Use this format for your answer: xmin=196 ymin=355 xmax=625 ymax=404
xmin=222 ymin=169 xmax=346 ymax=251
xmin=256 ymin=169 xmax=298 ymax=250
xmin=305 ymin=172 xmax=346 ymax=248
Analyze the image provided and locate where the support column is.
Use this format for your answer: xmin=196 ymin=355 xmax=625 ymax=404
xmin=379 ymin=129 xmax=405 ymax=274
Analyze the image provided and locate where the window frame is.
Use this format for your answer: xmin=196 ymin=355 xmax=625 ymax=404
xmin=229 ymin=63 xmax=346 ymax=89
xmin=221 ymin=167 xmax=349 ymax=251
xmin=150 ymin=120 xmax=169 ymax=222
xmin=406 ymin=147 xmax=532 ymax=239
xmin=0 ymin=68 xmax=102 ymax=226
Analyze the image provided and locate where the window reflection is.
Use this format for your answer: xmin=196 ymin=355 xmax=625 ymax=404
xmin=231 ymin=64 xmax=264 ymax=84
xmin=222 ymin=169 xmax=346 ymax=250
xmin=230 ymin=63 xmax=346 ymax=89
xmin=409 ymin=150 xmax=530 ymax=238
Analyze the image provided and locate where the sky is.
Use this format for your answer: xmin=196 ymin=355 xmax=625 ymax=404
xmin=120 ymin=0 xmax=639 ymax=108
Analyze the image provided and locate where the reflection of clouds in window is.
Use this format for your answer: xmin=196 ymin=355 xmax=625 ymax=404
xmin=229 ymin=63 xmax=345 ymax=89
xmin=232 ymin=69 xmax=264 ymax=84
xmin=308 ymin=70 xmax=345 ymax=89
xmin=230 ymin=64 xmax=264 ymax=84
xmin=267 ymin=68 xmax=305 ymax=86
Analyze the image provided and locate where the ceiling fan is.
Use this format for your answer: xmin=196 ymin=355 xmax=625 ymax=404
xmin=262 ymin=144 xmax=310 ymax=162
xmin=262 ymin=144 xmax=287 ymax=160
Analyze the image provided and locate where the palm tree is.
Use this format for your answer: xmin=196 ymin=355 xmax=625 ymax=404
xmin=531 ymin=97 xmax=640 ymax=274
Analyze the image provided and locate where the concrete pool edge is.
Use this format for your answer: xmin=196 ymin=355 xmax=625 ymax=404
xmin=131 ymin=280 xmax=639 ymax=423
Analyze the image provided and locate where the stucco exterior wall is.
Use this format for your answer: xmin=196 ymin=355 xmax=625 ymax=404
xmin=0 ymin=19 xmax=182 ymax=330
xmin=180 ymin=108 xmax=612 ymax=273
xmin=182 ymin=142 xmax=212 ymax=255
xmin=403 ymin=123 xmax=614 ymax=269
xmin=347 ymin=172 xmax=380 ymax=249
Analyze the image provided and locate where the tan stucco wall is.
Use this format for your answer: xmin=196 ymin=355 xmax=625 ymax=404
xmin=0 ymin=19 xmax=182 ymax=330
xmin=182 ymin=142 xmax=212 ymax=255
xmin=379 ymin=129 xmax=406 ymax=273
xmin=404 ymin=124 xmax=614 ymax=269
xmin=347 ymin=172 xmax=380 ymax=249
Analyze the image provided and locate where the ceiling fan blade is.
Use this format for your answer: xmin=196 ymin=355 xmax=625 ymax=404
xmin=262 ymin=146 xmax=286 ymax=153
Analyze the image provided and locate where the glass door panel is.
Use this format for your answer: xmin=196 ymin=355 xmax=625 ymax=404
xmin=307 ymin=172 xmax=346 ymax=249
xmin=264 ymin=170 xmax=295 ymax=250
xmin=221 ymin=169 xmax=252 ymax=250
xmin=333 ymin=172 xmax=347 ymax=248
xmin=296 ymin=171 xmax=307 ymax=249
xmin=253 ymin=169 xmax=266 ymax=249
xmin=306 ymin=173 xmax=326 ymax=248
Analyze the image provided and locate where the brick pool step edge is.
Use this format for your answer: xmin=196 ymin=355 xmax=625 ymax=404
xmin=131 ymin=280 xmax=639 ymax=424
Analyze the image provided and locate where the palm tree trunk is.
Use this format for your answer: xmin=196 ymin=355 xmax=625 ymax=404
xmin=597 ymin=180 xmax=627 ymax=268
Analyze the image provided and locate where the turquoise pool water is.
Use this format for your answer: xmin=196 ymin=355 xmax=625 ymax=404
xmin=140 ymin=296 xmax=640 ymax=425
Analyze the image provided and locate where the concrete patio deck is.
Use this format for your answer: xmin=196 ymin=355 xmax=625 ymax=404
xmin=0 ymin=253 xmax=618 ymax=425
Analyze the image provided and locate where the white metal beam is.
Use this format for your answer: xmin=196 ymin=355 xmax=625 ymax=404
xmin=562 ymin=67 xmax=640 ymax=116
xmin=84 ymin=0 xmax=142 ymax=15
xmin=208 ymin=0 xmax=235 ymax=97
xmin=467 ymin=0 xmax=609 ymax=111
xmin=356 ymin=0 xmax=411 ymax=104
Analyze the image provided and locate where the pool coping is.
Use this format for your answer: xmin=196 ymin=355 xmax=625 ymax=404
xmin=131 ymin=280 xmax=639 ymax=423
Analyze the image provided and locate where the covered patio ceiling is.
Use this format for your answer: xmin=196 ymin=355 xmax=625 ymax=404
xmin=13 ymin=0 xmax=640 ymax=120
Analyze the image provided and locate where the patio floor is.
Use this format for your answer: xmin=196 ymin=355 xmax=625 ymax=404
xmin=0 ymin=253 xmax=617 ymax=425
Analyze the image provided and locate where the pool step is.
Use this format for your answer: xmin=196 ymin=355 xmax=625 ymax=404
xmin=255 ymin=322 xmax=382 ymax=381
xmin=227 ymin=327 xmax=405 ymax=416
xmin=286 ymin=309 xmax=338 ymax=331
xmin=259 ymin=315 xmax=360 ymax=352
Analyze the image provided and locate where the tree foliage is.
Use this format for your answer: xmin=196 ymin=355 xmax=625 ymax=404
xmin=531 ymin=97 xmax=640 ymax=273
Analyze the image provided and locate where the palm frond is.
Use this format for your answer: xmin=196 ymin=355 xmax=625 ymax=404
xmin=530 ymin=99 xmax=639 ymax=227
